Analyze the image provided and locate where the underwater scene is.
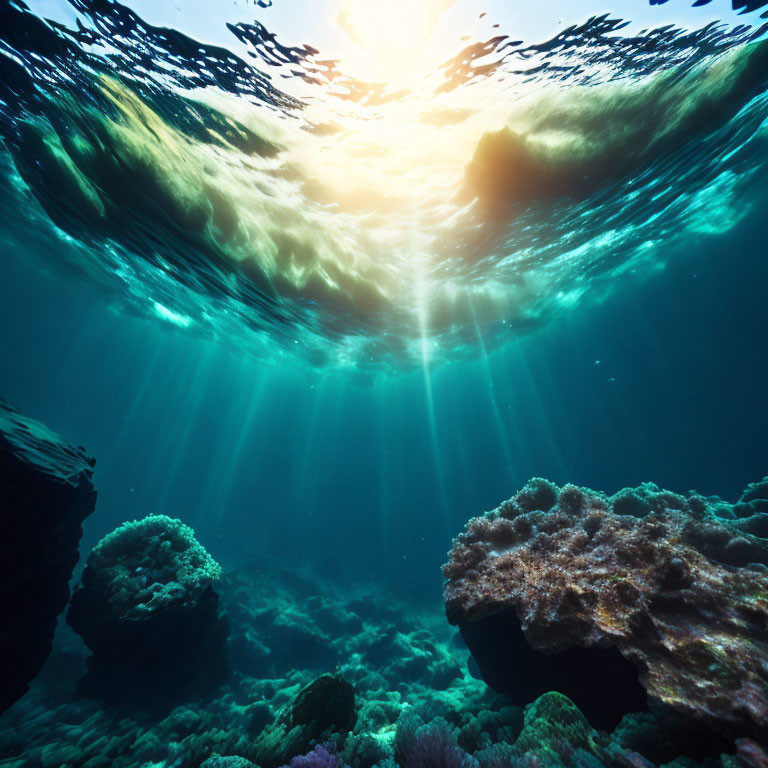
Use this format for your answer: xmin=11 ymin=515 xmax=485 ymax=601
xmin=1 ymin=0 xmax=768 ymax=766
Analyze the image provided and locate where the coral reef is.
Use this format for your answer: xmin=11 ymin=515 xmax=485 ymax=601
xmin=390 ymin=690 xmax=696 ymax=768
xmin=0 ymin=397 xmax=96 ymax=714
xmin=0 ymin=562 xmax=492 ymax=768
xmin=443 ymin=477 xmax=768 ymax=738
xmin=2 ymin=559 xmax=766 ymax=768
xmin=224 ymin=561 xmax=463 ymax=692
xmin=66 ymin=514 xmax=229 ymax=706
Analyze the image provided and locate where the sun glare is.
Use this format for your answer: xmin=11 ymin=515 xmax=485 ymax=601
xmin=335 ymin=0 xmax=456 ymax=83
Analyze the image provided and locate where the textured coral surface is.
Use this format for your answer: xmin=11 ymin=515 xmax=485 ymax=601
xmin=443 ymin=477 xmax=768 ymax=738
xmin=0 ymin=397 xmax=96 ymax=713
xmin=67 ymin=514 xmax=228 ymax=704
xmin=79 ymin=514 xmax=222 ymax=620
xmin=2 ymin=561 xmax=768 ymax=768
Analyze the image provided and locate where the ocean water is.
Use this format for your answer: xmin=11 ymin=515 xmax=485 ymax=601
xmin=1 ymin=0 xmax=768 ymax=766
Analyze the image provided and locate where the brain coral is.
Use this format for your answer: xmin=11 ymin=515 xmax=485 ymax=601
xmin=67 ymin=514 xmax=228 ymax=705
xmin=443 ymin=477 xmax=768 ymax=738
xmin=82 ymin=514 xmax=222 ymax=620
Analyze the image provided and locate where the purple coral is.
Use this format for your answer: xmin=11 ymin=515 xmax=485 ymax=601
xmin=286 ymin=744 xmax=347 ymax=768
xmin=401 ymin=726 xmax=477 ymax=768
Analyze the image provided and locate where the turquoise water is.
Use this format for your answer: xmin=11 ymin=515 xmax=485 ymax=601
xmin=1 ymin=1 xmax=768 ymax=766
xmin=1 ymin=185 xmax=767 ymax=591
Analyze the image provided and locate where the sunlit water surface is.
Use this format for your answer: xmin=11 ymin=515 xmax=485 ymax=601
xmin=2 ymin=0 xmax=768 ymax=370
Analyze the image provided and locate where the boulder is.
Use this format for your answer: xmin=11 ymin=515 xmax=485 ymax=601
xmin=254 ymin=674 xmax=357 ymax=768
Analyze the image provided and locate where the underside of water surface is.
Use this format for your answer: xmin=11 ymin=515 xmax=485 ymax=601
xmin=2 ymin=0 xmax=768 ymax=369
xmin=1 ymin=0 xmax=768 ymax=767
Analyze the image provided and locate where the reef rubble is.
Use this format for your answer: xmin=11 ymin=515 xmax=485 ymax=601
xmin=443 ymin=477 xmax=768 ymax=740
xmin=0 ymin=397 xmax=96 ymax=714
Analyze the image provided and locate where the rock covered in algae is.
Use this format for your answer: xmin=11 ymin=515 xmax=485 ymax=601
xmin=393 ymin=690 xmax=656 ymax=768
xmin=254 ymin=673 xmax=357 ymax=768
xmin=443 ymin=477 xmax=768 ymax=738
xmin=67 ymin=514 xmax=229 ymax=706
xmin=0 ymin=397 xmax=96 ymax=714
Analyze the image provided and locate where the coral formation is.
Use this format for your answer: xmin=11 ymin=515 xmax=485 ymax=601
xmin=391 ymin=690 xmax=676 ymax=768
xmin=0 ymin=563 xmax=492 ymax=768
xmin=3 ymin=559 xmax=766 ymax=768
xmin=0 ymin=397 xmax=96 ymax=714
xmin=285 ymin=743 xmax=347 ymax=768
xmin=67 ymin=514 xmax=229 ymax=706
xmin=399 ymin=721 xmax=476 ymax=768
xmin=73 ymin=514 xmax=221 ymax=619
xmin=443 ymin=477 xmax=768 ymax=738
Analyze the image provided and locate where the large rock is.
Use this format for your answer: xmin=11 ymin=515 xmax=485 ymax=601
xmin=0 ymin=398 xmax=96 ymax=713
xmin=443 ymin=477 xmax=768 ymax=738
xmin=67 ymin=514 xmax=229 ymax=706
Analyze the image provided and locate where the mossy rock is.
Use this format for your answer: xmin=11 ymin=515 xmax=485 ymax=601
xmin=254 ymin=674 xmax=356 ymax=768
xmin=514 ymin=692 xmax=595 ymax=754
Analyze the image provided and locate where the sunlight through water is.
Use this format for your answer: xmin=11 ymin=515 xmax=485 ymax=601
xmin=1 ymin=0 xmax=767 ymax=370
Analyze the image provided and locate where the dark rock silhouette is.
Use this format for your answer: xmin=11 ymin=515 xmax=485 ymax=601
xmin=0 ymin=398 xmax=96 ymax=714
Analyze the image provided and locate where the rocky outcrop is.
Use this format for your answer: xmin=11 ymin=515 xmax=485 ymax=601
xmin=67 ymin=514 xmax=229 ymax=707
xmin=443 ymin=477 xmax=768 ymax=738
xmin=0 ymin=398 xmax=96 ymax=714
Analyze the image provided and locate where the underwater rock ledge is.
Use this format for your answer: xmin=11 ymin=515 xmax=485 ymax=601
xmin=443 ymin=476 xmax=768 ymax=739
xmin=0 ymin=397 xmax=96 ymax=714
